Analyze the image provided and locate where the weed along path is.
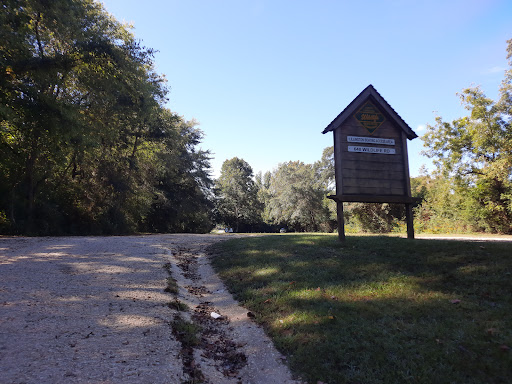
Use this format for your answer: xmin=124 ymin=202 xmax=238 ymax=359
xmin=0 ymin=234 xmax=300 ymax=384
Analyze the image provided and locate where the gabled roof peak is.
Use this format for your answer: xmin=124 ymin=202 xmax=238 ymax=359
xmin=322 ymin=85 xmax=417 ymax=140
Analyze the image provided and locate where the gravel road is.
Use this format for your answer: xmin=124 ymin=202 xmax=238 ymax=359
xmin=0 ymin=234 xmax=300 ymax=384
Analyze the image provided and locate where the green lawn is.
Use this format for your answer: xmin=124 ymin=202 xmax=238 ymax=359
xmin=209 ymin=234 xmax=512 ymax=384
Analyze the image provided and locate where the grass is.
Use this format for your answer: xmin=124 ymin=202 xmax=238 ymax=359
xmin=171 ymin=315 xmax=202 ymax=348
xmin=164 ymin=277 xmax=179 ymax=294
xmin=162 ymin=262 xmax=179 ymax=294
xmin=209 ymin=234 xmax=512 ymax=384
xmin=171 ymin=315 xmax=205 ymax=383
xmin=167 ymin=298 xmax=189 ymax=311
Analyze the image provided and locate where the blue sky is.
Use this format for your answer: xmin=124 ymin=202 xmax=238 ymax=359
xmin=100 ymin=0 xmax=511 ymax=178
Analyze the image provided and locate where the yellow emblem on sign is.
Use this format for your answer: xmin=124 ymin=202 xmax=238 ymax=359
xmin=354 ymin=101 xmax=386 ymax=134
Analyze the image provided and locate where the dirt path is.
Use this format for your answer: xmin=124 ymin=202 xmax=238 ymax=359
xmin=0 ymin=234 xmax=300 ymax=384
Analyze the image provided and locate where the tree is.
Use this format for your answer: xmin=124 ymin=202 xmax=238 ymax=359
xmin=215 ymin=157 xmax=262 ymax=232
xmin=314 ymin=146 xmax=335 ymax=192
xmin=421 ymin=40 xmax=512 ymax=233
xmin=1 ymin=0 xmax=163 ymax=233
xmin=143 ymin=113 xmax=214 ymax=233
xmin=264 ymin=161 xmax=332 ymax=232
xmin=0 ymin=0 xmax=213 ymax=235
xmin=412 ymin=172 xmax=475 ymax=233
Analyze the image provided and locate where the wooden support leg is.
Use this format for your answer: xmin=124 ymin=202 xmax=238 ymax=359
xmin=337 ymin=201 xmax=345 ymax=242
xmin=405 ymin=203 xmax=415 ymax=239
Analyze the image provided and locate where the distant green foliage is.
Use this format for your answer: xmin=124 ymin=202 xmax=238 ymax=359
xmin=0 ymin=0 xmax=213 ymax=235
xmin=259 ymin=161 xmax=334 ymax=232
xmin=214 ymin=157 xmax=262 ymax=232
xmin=345 ymin=202 xmax=406 ymax=233
xmin=420 ymin=39 xmax=512 ymax=234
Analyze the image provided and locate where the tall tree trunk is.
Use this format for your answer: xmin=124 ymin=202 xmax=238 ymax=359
xmin=25 ymin=150 xmax=37 ymax=234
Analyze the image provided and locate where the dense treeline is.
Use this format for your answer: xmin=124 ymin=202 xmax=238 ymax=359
xmin=0 ymin=0 xmax=213 ymax=235
xmin=214 ymin=152 xmax=336 ymax=233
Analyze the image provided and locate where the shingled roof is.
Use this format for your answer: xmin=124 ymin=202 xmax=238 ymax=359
xmin=322 ymin=84 xmax=417 ymax=140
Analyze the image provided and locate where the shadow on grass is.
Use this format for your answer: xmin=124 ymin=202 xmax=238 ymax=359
xmin=210 ymin=234 xmax=512 ymax=384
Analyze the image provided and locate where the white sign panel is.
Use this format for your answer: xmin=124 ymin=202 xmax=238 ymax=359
xmin=348 ymin=146 xmax=396 ymax=155
xmin=347 ymin=136 xmax=395 ymax=145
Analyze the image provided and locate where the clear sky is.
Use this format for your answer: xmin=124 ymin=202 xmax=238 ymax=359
xmin=100 ymin=0 xmax=511 ymax=178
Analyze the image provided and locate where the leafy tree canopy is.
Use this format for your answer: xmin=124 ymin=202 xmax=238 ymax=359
xmin=0 ymin=0 xmax=213 ymax=235
xmin=214 ymin=157 xmax=261 ymax=232
xmin=262 ymin=161 xmax=332 ymax=232
xmin=421 ymin=39 xmax=512 ymax=233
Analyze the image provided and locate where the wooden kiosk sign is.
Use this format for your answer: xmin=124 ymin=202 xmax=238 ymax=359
xmin=322 ymin=85 xmax=418 ymax=240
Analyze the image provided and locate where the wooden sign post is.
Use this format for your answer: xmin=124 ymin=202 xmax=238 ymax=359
xmin=322 ymin=85 xmax=418 ymax=241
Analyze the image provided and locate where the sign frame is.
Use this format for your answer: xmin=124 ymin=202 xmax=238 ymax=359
xmin=322 ymin=85 xmax=418 ymax=240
